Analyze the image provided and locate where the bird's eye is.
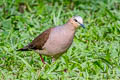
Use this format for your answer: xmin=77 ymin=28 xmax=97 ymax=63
xmin=74 ymin=19 xmax=78 ymax=22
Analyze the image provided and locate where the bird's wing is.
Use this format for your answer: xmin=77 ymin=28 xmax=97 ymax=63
xmin=18 ymin=27 xmax=53 ymax=51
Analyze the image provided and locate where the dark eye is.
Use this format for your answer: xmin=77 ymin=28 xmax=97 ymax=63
xmin=74 ymin=19 xmax=78 ymax=22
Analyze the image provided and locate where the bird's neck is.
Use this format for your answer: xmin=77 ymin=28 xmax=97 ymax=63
xmin=64 ymin=21 xmax=76 ymax=31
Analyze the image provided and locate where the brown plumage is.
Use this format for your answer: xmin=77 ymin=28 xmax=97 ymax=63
xmin=18 ymin=28 xmax=53 ymax=51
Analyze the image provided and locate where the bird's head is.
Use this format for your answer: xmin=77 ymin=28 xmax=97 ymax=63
xmin=69 ymin=16 xmax=85 ymax=28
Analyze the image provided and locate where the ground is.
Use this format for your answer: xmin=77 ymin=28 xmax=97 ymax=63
xmin=0 ymin=0 xmax=120 ymax=79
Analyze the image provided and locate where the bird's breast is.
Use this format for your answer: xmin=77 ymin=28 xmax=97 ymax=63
xmin=43 ymin=27 xmax=75 ymax=56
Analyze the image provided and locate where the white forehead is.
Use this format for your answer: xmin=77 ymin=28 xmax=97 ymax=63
xmin=73 ymin=16 xmax=83 ymax=23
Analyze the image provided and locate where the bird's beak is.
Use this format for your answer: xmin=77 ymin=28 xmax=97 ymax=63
xmin=80 ymin=24 xmax=85 ymax=28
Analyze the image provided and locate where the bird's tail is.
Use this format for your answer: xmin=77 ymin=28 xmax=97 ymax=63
xmin=17 ymin=46 xmax=31 ymax=51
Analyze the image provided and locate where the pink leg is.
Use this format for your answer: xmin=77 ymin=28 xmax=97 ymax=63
xmin=39 ymin=54 xmax=45 ymax=64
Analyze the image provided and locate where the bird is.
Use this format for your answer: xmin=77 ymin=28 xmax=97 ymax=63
xmin=17 ymin=16 xmax=85 ymax=64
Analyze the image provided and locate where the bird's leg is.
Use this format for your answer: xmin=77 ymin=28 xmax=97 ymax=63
xmin=52 ymin=56 xmax=59 ymax=63
xmin=52 ymin=58 xmax=56 ymax=63
xmin=35 ymin=50 xmax=48 ymax=64
xmin=52 ymin=54 xmax=62 ymax=63
xmin=39 ymin=54 xmax=45 ymax=64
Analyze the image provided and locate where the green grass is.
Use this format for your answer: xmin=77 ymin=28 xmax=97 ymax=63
xmin=0 ymin=0 xmax=120 ymax=79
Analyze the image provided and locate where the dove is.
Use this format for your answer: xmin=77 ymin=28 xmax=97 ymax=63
xmin=17 ymin=16 xmax=85 ymax=64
